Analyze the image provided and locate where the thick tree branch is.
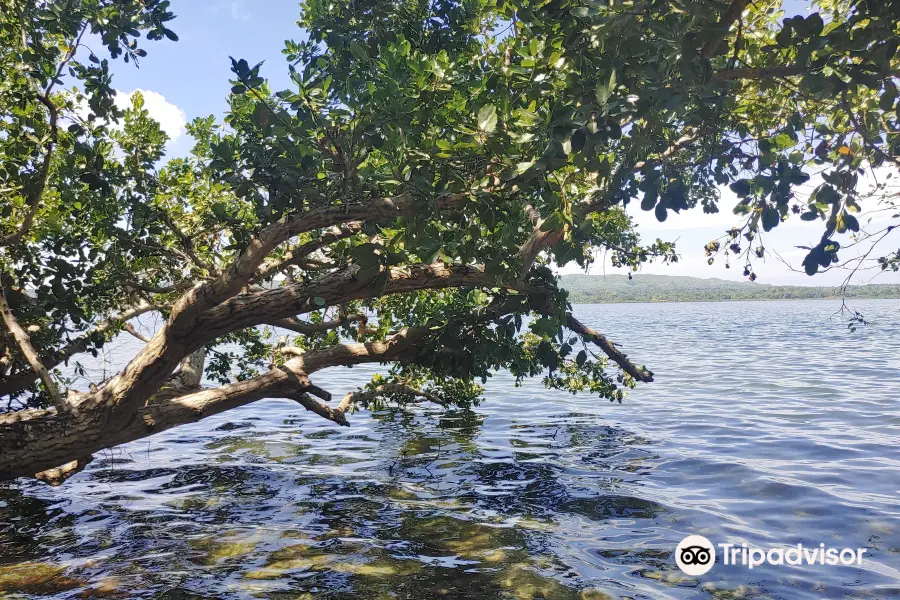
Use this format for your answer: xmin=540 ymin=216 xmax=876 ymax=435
xmin=74 ymin=193 xmax=465 ymax=422
xmin=169 ymin=193 xmax=466 ymax=330
xmin=170 ymin=348 xmax=206 ymax=388
xmin=197 ymin=263 xmax=539 ymax=339
xmin=0 ymin=325 xmax=427 ymax=480
xmin=518 ymin=227 xmax=563 ymax=275
xmin=65 ymin=261 xmax=541 ymax=433
xmin=0 ymin=287 xmax=648 ymax=482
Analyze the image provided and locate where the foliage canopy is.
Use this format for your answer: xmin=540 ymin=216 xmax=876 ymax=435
xmin=1 ymin=0 xmax=899 ymax=481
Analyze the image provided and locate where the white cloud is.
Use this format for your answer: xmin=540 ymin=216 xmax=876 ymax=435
xmin=209 ymin=1 xmax=250 ymax=21
xmin=557 ymin=167 xmax=900 ymax=285
xmin=114 ymin=89 xmax=187 ymax=142
xmin=231 ymin=1 xmax=251 ymax=21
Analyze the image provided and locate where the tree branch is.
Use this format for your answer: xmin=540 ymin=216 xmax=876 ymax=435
xmin=0 ymin=302 xmax=167 ymax=398
xmin=34 ymin=456 xmax=93 ymax=486
xmin=124 ymin=280 xmax=198 ymax=294
xmin=0 ymin=286 xmax=66 ymax=411
xmin=254 ymin=223 xmax=362 ymax=282
xmin=0 ymin=325 xmax=428 ymax=479
xmin=170 ymin=348 xmax=205 ymax=388
xmin=155 ymin=206 xmax=218 ymax=275
xmin=842 ymin=91 xmax=900 ymax=168
xmin=123 ymin=323 xmax=151 ymax=343
xmin=61 ymin=261 xmax=543 ymax=435
xmin=336 ymin=383 xmax=445 ymax=416
xmin=268 ymin=314 xmax=364 ymax=335
xmin=0 ymin=93 xmax=58 ymax=247
xmin=169 ymin=193 xmax=466 ymax=331
xmin=566 ymin=314 xmax=654 ymax=382
xmin=713 ymin=65 xmax=805 ymax=81
xmin=701 ymin=0 xmax=750 ymax=59
xmin=290 ymin=392 xmax=349 ymax=426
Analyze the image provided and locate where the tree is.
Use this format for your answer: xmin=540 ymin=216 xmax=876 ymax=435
xmin=0 ymin=0 xmax=898 ymax=484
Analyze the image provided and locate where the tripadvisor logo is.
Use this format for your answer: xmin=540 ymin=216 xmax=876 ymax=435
xmin=674 ymin=535 xmax=869 ymax=575
xmin=675 ymin=535 xmax=716 ymax=576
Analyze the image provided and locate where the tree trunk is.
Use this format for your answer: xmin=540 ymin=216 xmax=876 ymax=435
xmin=0 ymin=329 xmax=422 ymax=481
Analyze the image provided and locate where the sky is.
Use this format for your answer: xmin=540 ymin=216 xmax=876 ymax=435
xmin=95 ymin=0 xmax=900 ymax=288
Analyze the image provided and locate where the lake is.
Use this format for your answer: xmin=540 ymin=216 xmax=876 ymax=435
xmin=1 ymin=299 xmax=899 ymax=599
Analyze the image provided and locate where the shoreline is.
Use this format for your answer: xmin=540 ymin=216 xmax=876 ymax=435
xmin=568 ymin=296 xmax=900 ymax=305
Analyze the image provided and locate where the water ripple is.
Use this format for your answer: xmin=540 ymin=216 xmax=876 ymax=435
xmin=1 ymin=299 xmax=899 ymax=599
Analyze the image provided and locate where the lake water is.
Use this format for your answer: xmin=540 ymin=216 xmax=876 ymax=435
xmin=1 ymin=300 xmax=899 ymax=599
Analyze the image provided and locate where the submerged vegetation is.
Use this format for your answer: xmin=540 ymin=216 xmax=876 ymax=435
xmin=1 ymin=0 xmax=900 ymax=483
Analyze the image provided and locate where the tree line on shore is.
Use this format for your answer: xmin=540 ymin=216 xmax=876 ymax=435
xmin=561 ymin=274 xmax=900 ymax=303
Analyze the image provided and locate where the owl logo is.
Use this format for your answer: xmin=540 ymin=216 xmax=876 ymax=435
xmin=675 ymin=535 xmax=716 ymax=576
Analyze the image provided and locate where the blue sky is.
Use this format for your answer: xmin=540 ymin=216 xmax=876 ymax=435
xmin=100 ymin=0 xmax=899 ymax=287
xmin=101 ymin=0 xmax=305 ymax=157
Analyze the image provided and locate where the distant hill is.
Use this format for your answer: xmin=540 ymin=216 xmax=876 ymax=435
xmin=559 ymin=273 xmax=900 ymax=304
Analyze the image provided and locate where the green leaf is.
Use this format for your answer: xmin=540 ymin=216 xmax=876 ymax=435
xmin=774 ymin=132 xmax=793 ymax=149
xmin=595 ymin=69 xmax=616 ymax=105
xmin=762 ymin=206 xmax=780 ymax=231
xmin=313 ymin=296 xmax=326 ymax=306
xmin=802 ymin=249 xmax=821 ymax=275
xmin=349 ymin=42 xmax=368 ymax=62
xmin=785 ymin=169 xmax=810 ymax=185
xmin=775 ymin=25 xmax=792 ymax=47
xmin=515 ymin=160 xmax=535 ymax=175
xmin=654 ymin=203 xmax=668 ymax=222
xmin=477 ymin=104 xmax=498 ymax=133
xmin=818 ymin=185 xmax=840 ymax=205
xmin=251 ymin=103 xmax=270 ymax=127
xmin=570 ymin=128 xmax=587 ymax=153
xmin=729 ymin=179 xmax=751 ymax=196
xmin=880 ymin=83 xmax=897 ymax=111
xmin=211 ymin=203 xmax=228 ymax=220
xmin=211 ymin=142 xmax=231 ymax=160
